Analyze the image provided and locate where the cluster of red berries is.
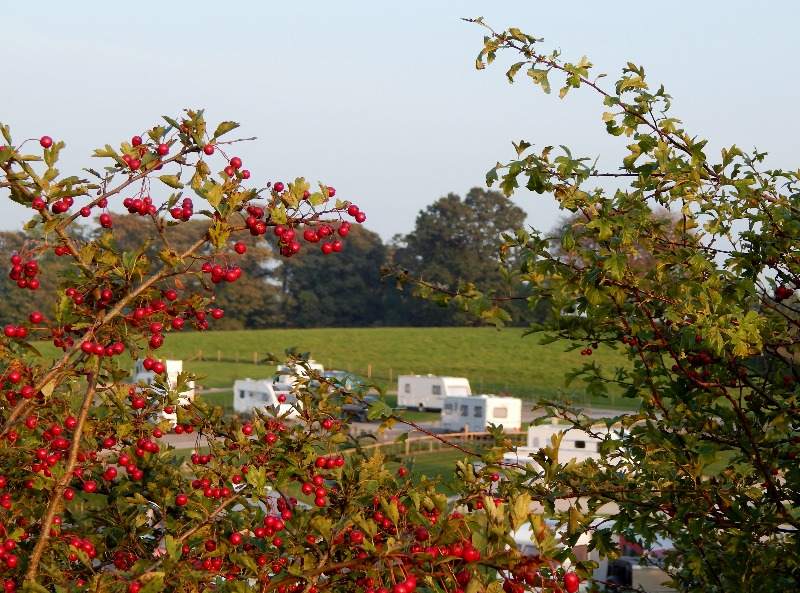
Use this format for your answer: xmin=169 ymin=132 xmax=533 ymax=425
xmin=172 ymin=422 xmax=195 ymax=435
xmin=579 ymin=347 xmax=593 ymax=356
xmin=65 ymin=535 xmax=97 ymax=560
xmin=80 ymin=339 xmax=126 ymax=357
xmin=7 ymin=255 xmax=40 ymax=290
xmin=190 ymin=453 xmax=214 ymax=466
xmin=115 ymin=452 xmax=147 ymax=481
xmin=50 ymin=196 xmax=73 ymax=214
xmin=170 ymin=197 xmax=195 ymax=221
xmin=300 ymin=473 xmax=330 ymax=507
xmin=2 ymin=325 xmax=28 ymax=340
xmin=141 ymin=357 xmax=166 ymax=375
xmin=775 ymin=284 xmax=794 ymax=301
xmin=621 ymin=335 xmax=638 ymax=347
xmin=200 ymin=261 xmax=242 ymax=286
xmin=313 ymin=454 xmax=345 ymax=470
xmin=346 ymin=203 xmax=367 ymax=224
xmin=361 ymin=574 xmax=418 ymax=593
xmin=223 ymin=155 xmax=249 ymax=179
xmin=244 ymin=204 xmax=268 ymax=236
xmin=112 ymin=549 xmax=137 ymax=571
xmin=123 ymin=195 xmax=157 ymax=216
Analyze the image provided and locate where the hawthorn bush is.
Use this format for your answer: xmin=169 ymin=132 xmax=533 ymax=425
xmin=0 ymin=113 xmax=586 ymax=593
xmin=395 ymin=20 xmax=800 ymax=592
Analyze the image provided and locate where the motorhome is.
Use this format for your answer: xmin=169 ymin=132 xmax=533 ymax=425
xmin=440 ymin=394 xmax=522 ymax=432
xmin=396 ymin=374 xmax=471 ymax=410
xmin=232 ymin=378 xmax=298 ymax=417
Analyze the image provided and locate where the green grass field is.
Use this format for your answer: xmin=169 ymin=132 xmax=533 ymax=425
xmin=153 ymin=327 xmax=628 ymax=407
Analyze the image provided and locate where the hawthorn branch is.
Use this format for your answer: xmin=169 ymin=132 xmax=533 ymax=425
xmin=24 ymin=363 xmax=99 ymax=583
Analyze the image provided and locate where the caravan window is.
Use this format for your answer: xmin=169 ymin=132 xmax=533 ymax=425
xmin=493 ymin=407 xmax=508 ymax=418
xmin=460 ymin=405 xmax=469 ymax=417
xmin=473 ymin=406 xmax=483 ymax=418
xmin=239 ymin=390 xmax=245 ymax=399
xmin=575 ymin=440 xmax=586 ymax=449
xmin=432 ymin=384 xmax=441 ymax=395
xmin=404 ymin=383 xmax=411 ymax=393
xmin=444 ymin=403 xmax=453 ymax=412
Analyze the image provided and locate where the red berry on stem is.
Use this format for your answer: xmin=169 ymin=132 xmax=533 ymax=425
xmin=564 ymin=572 xmax=580 ymax=593
xmin=39 ymin=136 xmax=53 ymax=148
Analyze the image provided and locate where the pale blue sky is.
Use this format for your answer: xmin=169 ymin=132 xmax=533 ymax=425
xmin=2 ymin=1 xmax=797 ymax=239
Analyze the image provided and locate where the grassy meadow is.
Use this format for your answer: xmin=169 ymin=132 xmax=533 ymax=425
xmin=156 ymin=327 xmax=628 ymax=407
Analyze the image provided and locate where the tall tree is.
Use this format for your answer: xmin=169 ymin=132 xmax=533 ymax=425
xmin=280 ymin=226 xmax=387 ymax=327
xmin=390 ymin=187 xmax=527 ymax=325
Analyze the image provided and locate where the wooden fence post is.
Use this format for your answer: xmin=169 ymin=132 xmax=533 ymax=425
xmin=404 ymin=439 xmax=410 ymax=456
xmin=389 ymin=367 xmax=393 ymax=384
xmin=367 ymin=364 xmax=372 ymax=379
xmin=198 ymin=349 xmax=203 ymax=361
xmin=217 ymin=350 xmax=222 ymax=362
xmin=253 ymin=351 xmax=258 ymax=365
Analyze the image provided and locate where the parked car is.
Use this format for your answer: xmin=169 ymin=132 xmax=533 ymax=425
xmin=341 ymin=394 xmax=381 ymax=422
xmin=323 ymin=370 xmax=367 ymax=391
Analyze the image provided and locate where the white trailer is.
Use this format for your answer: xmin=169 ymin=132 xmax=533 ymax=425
xmin=397 ymin=374 xmax=471 ymax=410
xmin=275 ymin=360 xmax=324 ymax=386
xmin=441 ymin=394 xmax=522 ymax=432
xmin=132 ymin=359 xmax=195 ymax=426
xmin=232 ymin=378 xmax=298 ymax=418
xmin=503 ymin=421 xmax=606 ymax=466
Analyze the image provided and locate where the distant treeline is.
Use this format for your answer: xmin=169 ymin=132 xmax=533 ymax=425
xmin=0 ymin=187 xmax=545 ymax=328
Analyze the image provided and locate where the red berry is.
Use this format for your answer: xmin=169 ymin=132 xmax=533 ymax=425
xmin=234 ymin=242 xmax=247 ymax=254
xmin=176 ymin=493 xmax=189 ymax=506
xmin=203 ymin=144 xmax=215 ymax=155
xmin=347 ymin=204 xmax=359 ymax=217
xmin=29 ymin=311 xmax=43 ymax=324
xmin=157 ymin=143 xmax=169 ymax=156
xmin=39 ymin=136 xmax=53 ymax=148
xmin=273 ymin=181 xmax=285 ymax=193
xmin=564 ymin=572 xmax=580 ymax=593
xmin=229 ymin=532 xmax=243 ymax=545
xmin=83 ymin=480 xmax=98 ymax=493
xmin=131 ymin=136 xmax=142 ymax=146
xmin=229 ymin=156 xmax=242 ymax=169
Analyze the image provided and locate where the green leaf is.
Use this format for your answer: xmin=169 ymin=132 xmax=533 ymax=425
xmin=159 ymin=175 xmax=184 ymax=189
xmin=213 ymin=121 xmax=240 ymax=139
xmin=164 ymin=535 xmax=180 ymax=560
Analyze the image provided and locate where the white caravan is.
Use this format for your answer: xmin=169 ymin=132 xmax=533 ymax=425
xmin=503 ymin=421 xmax=606 ymax=467
xmin=132 ymin=359 xmax=195 ymax=426
xmin=232 ymin=378 xmax=298 ymax=418
xmin=396 ymin=374 xmax=471 ymax=410
xmin=275 ymin=360 xmax=324 ymax=386
xmin=441 ymin=395 xmax=522 ymax=432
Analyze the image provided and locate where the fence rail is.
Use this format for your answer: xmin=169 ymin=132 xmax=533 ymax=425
xmin=341 ymin=429 xmax=527 ymax=458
